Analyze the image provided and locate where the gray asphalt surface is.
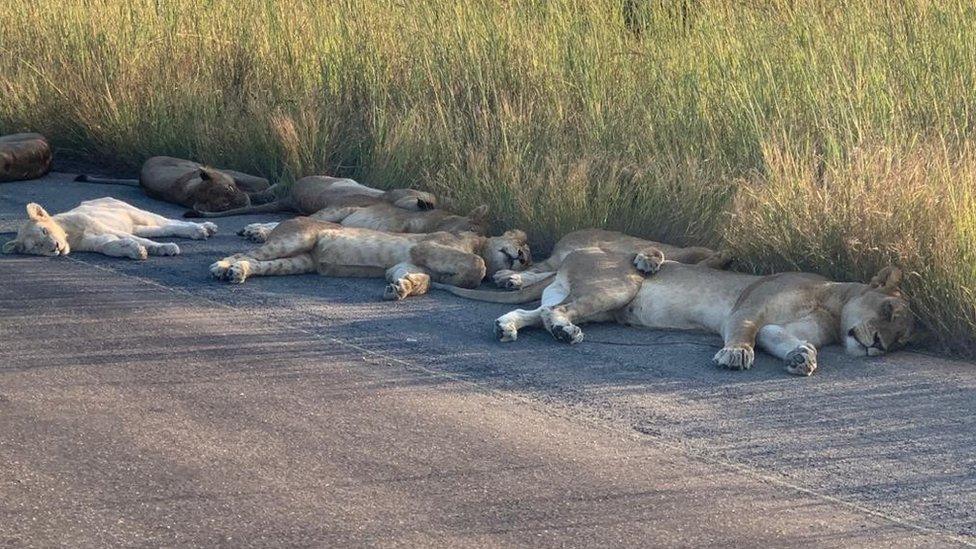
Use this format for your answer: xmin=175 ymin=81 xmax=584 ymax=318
xmin=1 ymin=172 xmax=974 ymax=547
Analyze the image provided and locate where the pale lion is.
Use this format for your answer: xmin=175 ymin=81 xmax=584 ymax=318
xmin=440 ymin=247 xmax=913 ymax=376
xmin=210 ymin=217 xmax=530 ymax=300
xmin=2 ymin=198 xmax=217 ymax=259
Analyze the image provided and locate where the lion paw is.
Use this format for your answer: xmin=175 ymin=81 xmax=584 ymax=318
xmin=238 ymin=223 xmax=271 ymax=243
xmin=494 ymin=319 xmax=518 ymax=342
xmin=493 ymin=270 xmax=522 ymax=290
xmin=150 ymin=243 xmax=181 ymax=256
xmin=785 ymin=343 xmax=818 ymax=376
xmin=550 ymin=322 xmax=584 ymax=345
xmin=188 ymin=224 xmax=214 ymax=240
xmin=713 ymin=344 xmax=755 ymax=370
xmin=120 ymin=240 xmax=148 ymax=260
xmin=634 ymin=251 xmax=664 ymax=276
xmin=202 ymin=222 xmax=218 ymax=237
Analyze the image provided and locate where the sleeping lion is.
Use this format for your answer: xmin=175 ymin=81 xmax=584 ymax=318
xmin=185 ymin=174 xmax=438 ymax=218
xmin=210 ymin=217 xmax=531 ymax=300
xmin=77 ymin=156 xmax=273 ymax=214
xmin=236 ymin=202 xmax=490 ymax=242
xmin=2 ymin=198 xmax=217 ymax=259
xmin=438 ymin=246 xmax=913 ymax=376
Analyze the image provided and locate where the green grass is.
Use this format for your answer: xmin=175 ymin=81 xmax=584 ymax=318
xmin=2 ymin=0 xmax=976 ymax=354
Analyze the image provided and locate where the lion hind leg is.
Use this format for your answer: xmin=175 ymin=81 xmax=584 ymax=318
xmin=494 ymin=307 xmax=544 ymax=342
xmin=540 ymin=249 xmax=646 ymax=344
xmin=411 ymin=242 xmax=486 ymax=289
xmin=383 ymin=262 xmax=432 ymax=301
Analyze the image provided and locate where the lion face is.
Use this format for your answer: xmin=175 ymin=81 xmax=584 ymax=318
xmin=0 ymin=151 xmax=12 ymax=179
xmin=3 ymin=203 xmax=70 ymax=256
xmin=841 ymin=267 xmax=913 ymax=356
xmin=190 ymin=167 xmax=250 ymax=213
xmin=483 ymin=229 xmax=531 ymax=275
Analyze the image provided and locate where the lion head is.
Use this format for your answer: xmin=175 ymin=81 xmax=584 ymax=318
xmin=842 ymin=266 xmax=914 ymax=356
xmin=482 ymin=229 xmax=531 ymax=275
xmin=190 ymin=167 xmax=250 ymax=213
xmin=383 ymin=188 xmax=438 ymax=211
xmin=436 ymin=205 xmax=490 ymax=235
xmin=3 ymin=203 xmax=70 ymax=256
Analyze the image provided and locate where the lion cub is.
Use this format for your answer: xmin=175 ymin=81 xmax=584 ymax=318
xmin=3 ymin=198 xmax=217 ymax=259
xmin=210 ymin=217 xmax=530 ymax=300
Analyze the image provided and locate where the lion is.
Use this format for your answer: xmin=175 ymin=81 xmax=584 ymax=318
xmin=0 ymin=133 xmax=52 ymax=182
xmin=236 ymin=202 xmax=490 ymax=242
xmin=76 ymin=156 xmax=273 ymax=214
xmin=491 ymin=229 xmax=732 ymax=291
xmin=183 ymin=174 xmax=438 ymax=218
xmin=2 ymin=198 xmax=218 ymax=259
xmin=209 ymin=216 xmax=531 ymax=301
xmin=441 ymin=247 xmax=913 ymax=376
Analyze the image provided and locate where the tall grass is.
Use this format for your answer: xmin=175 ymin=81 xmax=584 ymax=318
xmin=2 ymin=0 xmax=975 ymax=354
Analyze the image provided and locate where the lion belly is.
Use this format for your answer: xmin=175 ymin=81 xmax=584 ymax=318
xmin=64 ymin=200 xmax=141 ymax=233
xmin=312 ymin=231 xmax=416 ymax=269
xmin=616 ymin=264 xmax=753 ymax=334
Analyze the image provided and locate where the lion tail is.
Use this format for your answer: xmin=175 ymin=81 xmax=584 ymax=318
xmin=74 ymin=174 xmax=140 ymax=187
xmin=432 ymin=274 xmax=555 ymax=304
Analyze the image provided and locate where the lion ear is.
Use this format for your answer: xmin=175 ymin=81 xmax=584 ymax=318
xmin=469 ymin=204 xmax=489 ymax=221
xmin=870 ymin=266 xmax=903 ymax=293
xmin=199 ymin=167 xmax=214 ymax=181
xmin=504 ymin=229 xmax=527 ymax=242
xmin=26 ymin=203 xmax=50 ymax=221
xmin=3 ymin=240 xmax=21 ymax=254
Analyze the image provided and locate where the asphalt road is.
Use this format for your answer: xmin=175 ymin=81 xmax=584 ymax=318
xmin=1 ymin=172 xmax=974 ymax=547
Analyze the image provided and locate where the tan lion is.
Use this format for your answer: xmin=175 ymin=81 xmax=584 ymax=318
xmin=210 ymin=217 xmax=530 ymax=300
xmin=76 ymin=156 xmax=273 ymax=214
xmin=184 ymin=174 xmax=438 ymax=218
xmin=439 ymin=247 xmax=913 ymax=376
xmin=2 ymin=198 xmax=218 ymax=259
xmin=0 ymin=133 xmax=52 ymax=182
xmin=236 ymin=202 xmax=490 ymax=242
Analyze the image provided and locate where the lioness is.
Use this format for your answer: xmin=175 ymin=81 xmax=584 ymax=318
xmin=491 ymin=229 xmax=732 ymax=290
xmin=185 ymin=174 xmax=437 ymax=218
xmin=77 ymin=156 xmax=273 ymax=213
xmin=0 ymin=133 xmax=52 ymax=182
xmin=2 ymin=198 xmax=217 ymax=259
xmin=441 ymin=248 xmax=913 ymax=376
xmin=237 ymin=202 xmax=490 ymax=242
xmin=210 ymin=217 xmax=530 ymax=300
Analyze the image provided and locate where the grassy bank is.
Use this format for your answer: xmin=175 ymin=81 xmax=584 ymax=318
xmin=2 ymin=0 xmax=975 ymax=354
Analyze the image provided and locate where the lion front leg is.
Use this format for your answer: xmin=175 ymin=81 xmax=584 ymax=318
xmin=212 ymin=253 xmax=315 ymax=284
xmin=383 ymin=262 xmax=431 ymax=301
xmin=757 ymin=325 xmax=818 ymax=376
xmin=78 ymin=233 xmax=149 ymax=260
xmin=715 ymin=315 xmax=760 ymax=371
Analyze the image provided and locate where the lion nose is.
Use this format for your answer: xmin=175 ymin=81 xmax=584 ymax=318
xmin=848 ymin=328 xmax=856 ymax=337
